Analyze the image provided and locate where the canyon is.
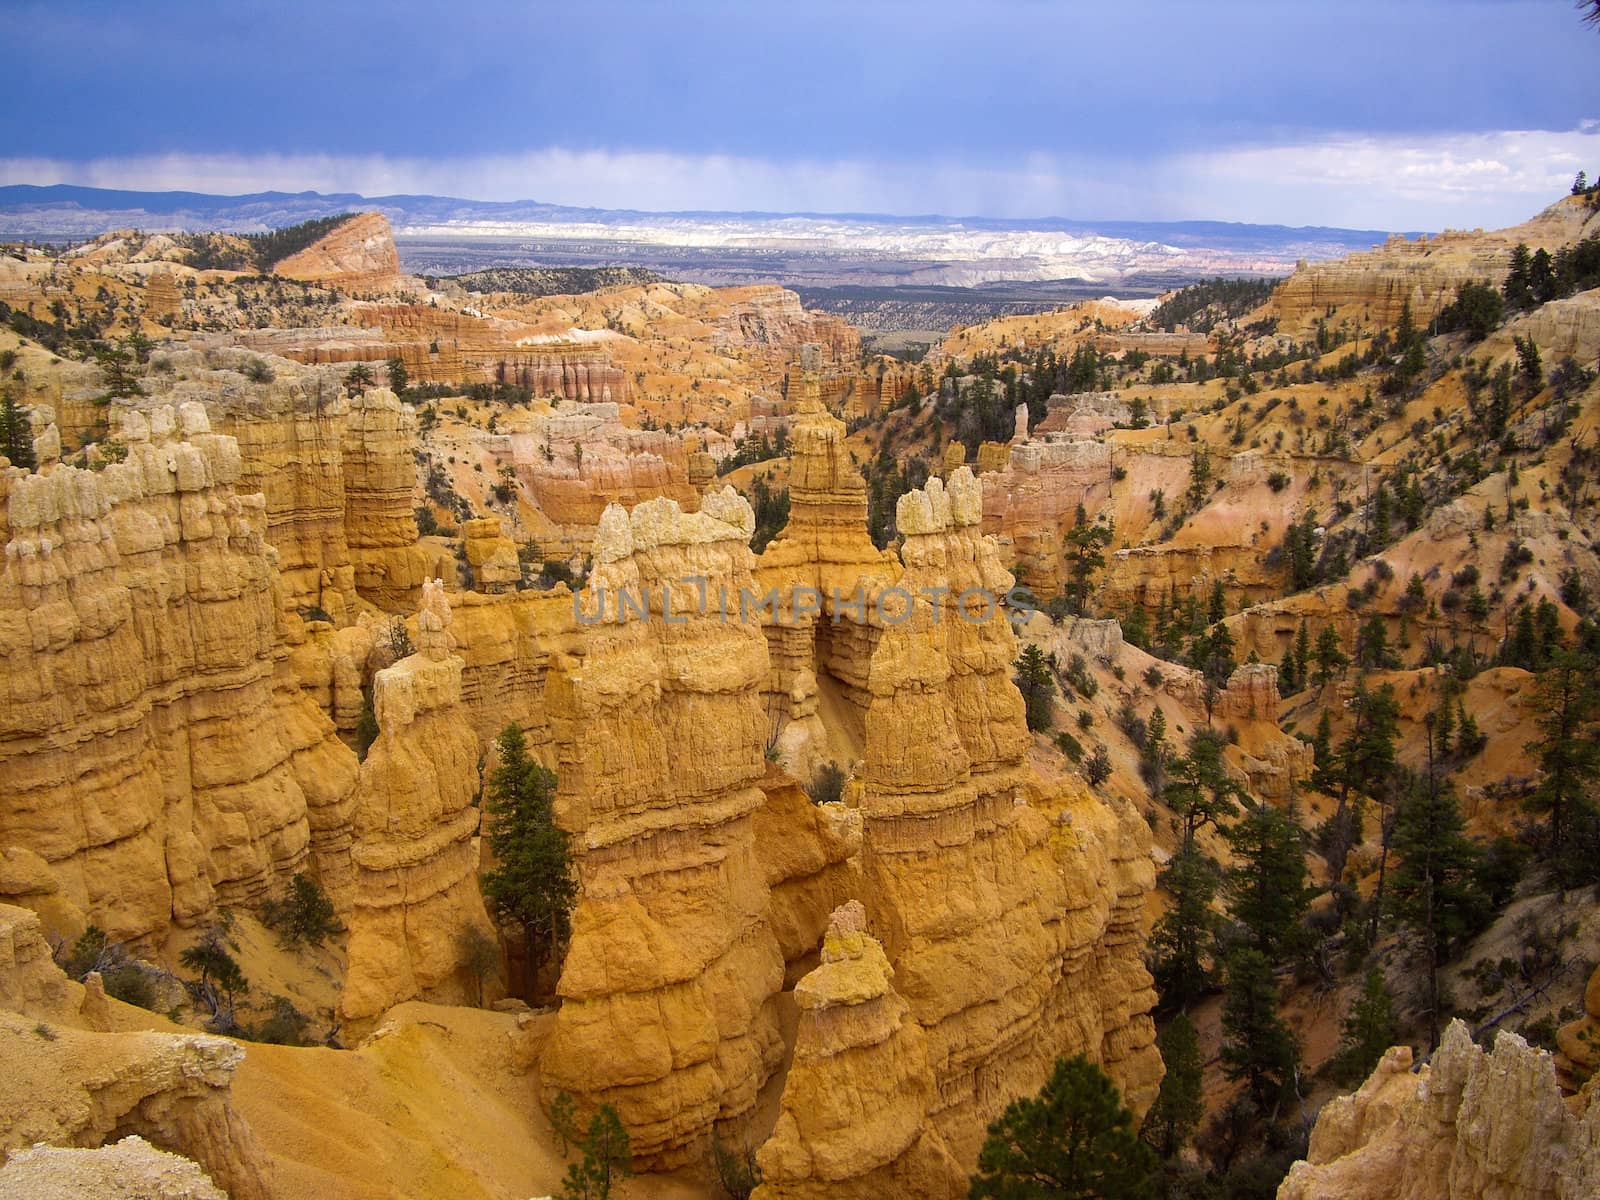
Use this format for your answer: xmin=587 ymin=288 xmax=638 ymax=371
xmin=1 ymin=188 xmax=1599 ymax=1198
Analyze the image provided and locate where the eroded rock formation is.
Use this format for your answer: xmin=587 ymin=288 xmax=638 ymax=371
xmin=536 ymin=365 xmax=1161 ymax=1184
xmin=0 ymin=405 xmax=357 ymax=943
xmin=1278 ymin=1022 xmax=1600 ymax=1200
xmin=754 ymin=902 xmax=963 ymax=1200
xmin=341 ymin=580 xmax=500 ymax=1028
xmin=537 ymin=488 xmax=786 ymax=1166
xmin=0 ymin=905 xmax=270 ymax=1200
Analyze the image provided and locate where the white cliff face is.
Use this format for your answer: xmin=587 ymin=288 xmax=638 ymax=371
xmin=1278 ymin=1021 xmax=1600 ymax=1200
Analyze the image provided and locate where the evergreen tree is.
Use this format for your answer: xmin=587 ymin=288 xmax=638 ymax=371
xmin=1149 ymin=847 xmax=1218 ymax=1011
xmin=558 ymin=1105 xmax=632 ymax=1200
xmin=1388 ymin=772 xmax=1487 ymax=1048
xmin=1322 ymin=682 xmax=1401 ymax=889
xmin=1309 ymin=710 xmax=1338 ymax=794
xmin=386 ymin=355 xmax=409 ymax=394
xmin=1294 ymin=619 xmax=1312 ymax=684
xmin=1084 ymin=744 xmax=1114 ymax=787
xmin=1163 ymin=734 xmax=1242 ymax=851
xmin=1282 ymin=510 xmax=1320 ymax=594
xmin=1207 ymin=578 xmax=1226 ymax=625
xmin=1529 ymin=249 xmax=1557 ymax=305
xmin=1015 ymin=644 xmax=1057 ymax=733
xmin=1278 ymin=646 xmax=1300 ymax=696
xmin=1223 ymin=802 xmax=1311 ymax=961
xmin=1330 ymin=967 xmax=1399 ymax=1085
xmin=1370 ymin=483 xmax=1393 ymax=546
xmin=1141 ymin=1014 xmax=1204 ymax=1158
xmin=970 ymin=1054 xmax=1156 ymax=1200
xmin=1141 ymin=707 xmax=1170 ymax=798
xmin=344 ymin=362 xmax=376 ymax=396
xmin=1219 ymin=947 xmax=1300 ymax=1114
xmin=1354 ymin=614 xmax=1398 ymax=670
xmin=1527 ymin=650 xmax=1600 ymax=878
xmin=1503 ymin=243 xmax=1534 ymax=310
xmin=1064 ymin=506 xmax=1113 ymax=616
xmin=1395 ymin=299 xmax=1417 ymax=351
xmin=1312 ymin=626 xmax=1347 ymax=689
xmin=1121 ymin=605 xmax=1151 ymax=651
xmin=179 ymin=927 xmax=249 ymax=1023
xmin=0 ymin=389 xmax=35 ymax=470
xmin=481 ymin=724 xmax=577 ymax=1001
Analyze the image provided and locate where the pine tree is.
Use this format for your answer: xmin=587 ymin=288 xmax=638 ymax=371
xmin=1141 ymin=1014 xmax=1204 ymax=1158
xmin=1294 ymin=619 xmax=1312 ymax=684
xmin=558 ymin=1105 xmax=632 ymax=1200
xmin=1219 ymin=947 xmax=1300 ymax=1114
xmin=1312 ymin=626 xmax=1347 ymax=689
xmin=344 ymin=362 xmax=376 ymax=396
xmin=1355 ymin=614 xmax=1398 ymax=670
xmin=1163 ymin=733 xmax=1242 ymax=851
xmin=1208 ymin=578 xmax=1226 ymax=625
xmin=1015 ymin=644 xmax=1057 ymax=733
xmin=1503 ymin=243 xmax=1534 ymax=310
xmin=1328 ymin=683 xmax=1401 ymax=884
xmin=1395 ymin=299 xmax=1417 ymax=351
xmin=481 ymin=724 xmax=576 ymax=1002
xmin=1309 ymin=710 xmax=1338 ymax=794
xmin=0 ymin=389 xmax=35 ymax=470
xmin=1084 ymin=744 xmax=1113 ymax=787
xmin=1141 ymin=707 xmax=1170 ymax=798
xmin=1388 ymin=773 xmax=1487 ymax=1048
xmin=1149 ymin=847 xmax=1218 ymax=1010
xmin=1331 ymin=967 xmax=1399 ymax=1085
xmin=970 ymin=1054 xmax=1156 ymax=1200
xmin=1064 ymin=506 xmax=1112 ymax=616
xmin=1223 ymin=802 xmax=1311 ymax=961
xmin=386 ymin=355 xmax=409 ymax=395
xmin=1527 ymin=650 xmax=1600 ymax=880
xmin=1278 ymin=646 xmax=1300 ymax=696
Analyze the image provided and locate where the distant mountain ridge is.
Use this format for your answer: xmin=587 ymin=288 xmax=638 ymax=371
xmin=0 ymin=183 xmax=1411 ymax=251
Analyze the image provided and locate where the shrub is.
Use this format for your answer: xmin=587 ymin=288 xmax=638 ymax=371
xmin=710 ymin=1136 xmax=762 ymax=1200
xmin=247 ymin=995 xmax=312 ymax=1045
xmin=1266 ymin=471 xmax=1290 ymax=493
xmin=1056 ymin=731 xmax=1085 ymax=762
xmin=260 ymin=873 xmax=339 ymax=947
xmin=806 ymin=762 xmax=847 ymax=806
xmin=242 ymin=357 xmax=275 ymax=384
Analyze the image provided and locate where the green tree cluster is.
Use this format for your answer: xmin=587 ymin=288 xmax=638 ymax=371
xmin=481 ymin=724 xmax=577 ymax=1002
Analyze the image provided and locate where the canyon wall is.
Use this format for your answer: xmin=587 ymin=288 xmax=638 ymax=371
xmin=207 ymin=380 xmax=426 ymax=614
xmin=272 ymin=211 xmax=405 ymax=294
xmin=0 ymin=405 xmax=357 ymax=944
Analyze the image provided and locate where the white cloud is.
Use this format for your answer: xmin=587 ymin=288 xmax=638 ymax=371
xmin=2 ymin=126 xmax=1596 ymax=230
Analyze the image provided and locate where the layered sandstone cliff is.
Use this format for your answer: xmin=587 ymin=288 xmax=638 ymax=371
xmin=538 ymin=489 xmax=788 ymax=1166
xmin=0 ymin=405 xmax=357 ymax=943
xmin=341 ymin=580 xmax=501 ymax=1027
xmin=754 ymin=902 xmax=963 ymax=1200
xmin=272 ymin=211 xmax=405 ymax=294
xmin=205 ymin=375 xmax=428 ymax=616
xmin=1268 ymin=194 xmax=1600 ymax=336
xmin=1278 ymin=1022 xmax=1600 ymax=1200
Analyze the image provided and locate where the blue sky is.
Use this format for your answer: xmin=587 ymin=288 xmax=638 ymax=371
xmin=3 ymin=0 xmax=1597 ymax=229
